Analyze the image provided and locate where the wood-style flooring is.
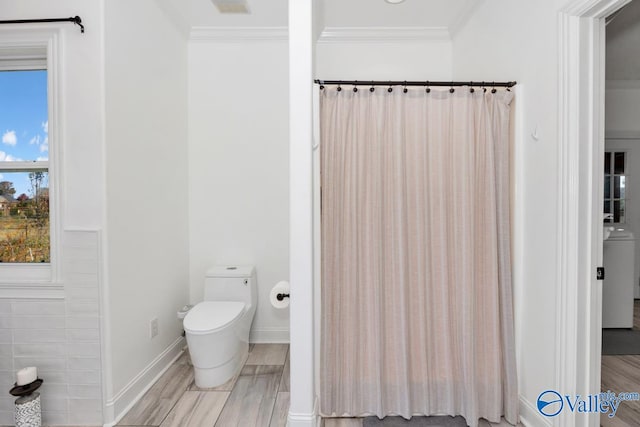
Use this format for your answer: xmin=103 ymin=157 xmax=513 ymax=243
xmin=601 ymin=300 xmax=640 ymax=427
xmin=321 ymin=417 xmax=517 ymax=426
xmin=117 ymin=343 xmax=289 ymax=427
xmin=115 ymin=308 xmax=640 ymax=427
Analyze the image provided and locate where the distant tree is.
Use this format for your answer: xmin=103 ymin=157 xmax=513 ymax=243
xmin=0 ymin=181 xmax=15 ymax=196
xmin=17 ymin=194 xmax=28 ymax=202
xmin=28 ymin=172 xmax=48 ymax=230
xmin=28 ymin=172 xmax=44 ymax=196
xmin=28 ymin=172 xmax=46 ymax=207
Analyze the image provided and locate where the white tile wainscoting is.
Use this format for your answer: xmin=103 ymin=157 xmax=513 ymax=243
xmin=0 ymin=230 xmax=103 ymax=426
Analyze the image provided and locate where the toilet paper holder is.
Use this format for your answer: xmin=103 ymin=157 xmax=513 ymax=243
xmin=276 ymin=293 xmax=289 ymax=301
xmin=270 ymin=281 xmax=290 ymax=309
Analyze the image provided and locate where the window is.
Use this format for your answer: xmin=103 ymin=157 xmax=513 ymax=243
xmin=0 ymin=70 xmax=50 ymax=263
xmin=0 ymin=29 xmax=60 ymax=291
xmin=604 ymin=151 xmax=626 ymax=223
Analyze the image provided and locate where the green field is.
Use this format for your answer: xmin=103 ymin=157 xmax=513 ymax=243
xmin=0 ymin=216 xmax=49 ymax=263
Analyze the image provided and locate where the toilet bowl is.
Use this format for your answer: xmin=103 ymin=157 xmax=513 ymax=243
xmin=183 ymin=266 xmax=257 ymax=388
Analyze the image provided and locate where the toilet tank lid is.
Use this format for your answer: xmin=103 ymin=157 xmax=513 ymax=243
xmin=206 ymin=265 xmax=255 ymax=278
xmin=183 ymin=301 xmax=245 ymax=333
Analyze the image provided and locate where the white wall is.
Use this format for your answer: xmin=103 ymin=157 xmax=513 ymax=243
xmin=606 ymin=83 xmax=640 ymax=132
xmin=452 ymin=0 xmax=559 ymax=423
xmin=188 ymin=37 xmax=290 ymax=342
xmin=606 ymin=0 xmax=640 ymax=81
xmin=104 ymin=0 xmax=189 ymax=406
xmin=0 ymin=0 xmax=106 ymax=425
xmin=316 ymin=38 xmax=452 ymax=80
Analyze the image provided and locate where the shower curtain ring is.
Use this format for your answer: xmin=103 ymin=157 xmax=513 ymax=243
xmin=370 ymin=82 xmax=375 ymax=92
xmin=337 ymin=84 xmax=342 ymax=92
xmin=388 ymin=83 xmax=393 ymax=93
xmin=469 ymin=81 xmax=475 ymax=93
xmin=491 ymin=82 xmax=497 ymax=93
xmin=426 ymin=81 xmax=431 ymax=93
xmin=403 ymin=81 xmax=408 ymax=93
xmin=353 ymin=81 xmax=358 ymax=93
xmin=449 ymin=81 xmax=455 ymax=93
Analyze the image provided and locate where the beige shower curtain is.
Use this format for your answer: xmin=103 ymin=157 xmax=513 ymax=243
xmin=320 ymin=85 xmax=518 ymax=426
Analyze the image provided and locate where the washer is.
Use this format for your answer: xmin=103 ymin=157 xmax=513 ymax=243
xmin=603 ymin=227 xmax=636 ymax=328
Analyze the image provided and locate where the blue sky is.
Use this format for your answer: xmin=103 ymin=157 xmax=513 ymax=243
xmin=0 ymin=70 xmax=49 ymax=196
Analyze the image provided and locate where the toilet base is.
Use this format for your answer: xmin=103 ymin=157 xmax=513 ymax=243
xmin=193 ymin=345 xmax=248 ymax=388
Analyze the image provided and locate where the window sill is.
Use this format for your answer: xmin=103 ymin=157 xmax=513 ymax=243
xmin=0 ymin=282 xmax=63 ymax=299
xmin=0 ymin=263 xmax=52 ymax=282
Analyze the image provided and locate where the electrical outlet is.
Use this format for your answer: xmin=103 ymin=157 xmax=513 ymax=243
xmin=150 ymin=317 xmax=159 ymax=339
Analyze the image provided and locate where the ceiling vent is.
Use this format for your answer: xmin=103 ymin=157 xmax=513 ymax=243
xmin=211 ymin=0 xmax=251 ymax=14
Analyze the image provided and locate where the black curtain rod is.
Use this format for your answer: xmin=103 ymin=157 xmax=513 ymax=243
xmin=0 ymin=16 xmax=84 ymax=33
xmin=314 ymin=80 xmax=516 ymax=88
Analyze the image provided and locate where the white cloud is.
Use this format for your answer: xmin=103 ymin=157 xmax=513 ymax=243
xmin=29 ymin=134 xmax=48 ymax=152
xmin=28 ymin=134 xmax=48 ymax=153
xmin=42 ymin=121 xmax=48 ymax=134
xmin=0 ymin=150 xmax=22 ymax=162
xmin=2 ymin=130 xmax=17 ymax=146
xmin=36 ymin=156 xmax=48 ymax=161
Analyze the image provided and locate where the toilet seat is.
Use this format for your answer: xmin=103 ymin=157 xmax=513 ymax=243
xmin=184 ymin=301 xmax=245 ymax=334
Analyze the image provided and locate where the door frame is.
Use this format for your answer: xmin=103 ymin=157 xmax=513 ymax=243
xmin=557 ymin=1 xmax=632 ymax=426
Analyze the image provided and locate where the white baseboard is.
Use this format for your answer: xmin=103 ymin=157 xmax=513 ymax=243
xmin=103 ymin=336 xmax=186 ymax=427
xmin=287 ymin=397 xmax=319 ymax=427
xmin=288 ymin=414 xmax=319 ymax=427
xmin=250 ymin=327 xmax=290 ymax=343
xmin=520 ymin=395 xmax=551 ymax=427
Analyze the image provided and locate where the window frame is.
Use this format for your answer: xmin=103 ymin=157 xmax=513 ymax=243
xmin=0 ymin=27 xmax=62 ymax=297
xmin=604 ymin=150 xmax=628 ymax=225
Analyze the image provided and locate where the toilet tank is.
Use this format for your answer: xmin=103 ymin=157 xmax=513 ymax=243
xmin=204 ymin=265 xmax=257 ymax=309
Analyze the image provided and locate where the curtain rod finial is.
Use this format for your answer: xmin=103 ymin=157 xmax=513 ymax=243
xmin=73 ymin=16 xmax=84 ymax=33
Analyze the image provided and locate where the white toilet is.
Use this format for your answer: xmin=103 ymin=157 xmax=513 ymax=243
xmin=183 ymin=265 xmax=257 ymax=388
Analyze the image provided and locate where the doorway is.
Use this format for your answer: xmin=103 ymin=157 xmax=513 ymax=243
xmin=600 ymin=2 xmax=640 ymax=424
xmin=558 ymin=0 xmax=635 ymax=426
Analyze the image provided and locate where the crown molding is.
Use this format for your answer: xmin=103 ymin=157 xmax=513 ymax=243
xmin=189 ymin=26 xmax=288 ymax=42
xmin=155 ymin=0 xmax=191 ymax=40
xmin=317 ymin=26 xmax=451 ymax=43
xmin=448 ymin=0 xmax=485 ymax=38
xmin=188 ymin=25 xmax=452 ymax=43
